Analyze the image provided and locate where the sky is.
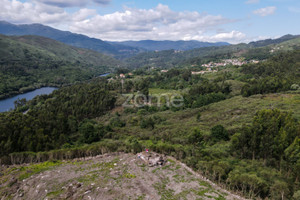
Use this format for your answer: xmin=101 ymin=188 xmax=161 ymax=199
xmin=0 ymin=0 xmax=299 ymax=43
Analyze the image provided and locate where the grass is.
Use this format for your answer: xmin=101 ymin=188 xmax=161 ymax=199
xmin=153 ymin=178 xmax=175 ymax=200
xmin=103 ymin=92 xmax=300 ymax=143
xmin=18 ymin=160 xmax=63 ymax=180
xmin=46 ymin=189 xmax=64 ymax=198
xmin=122 ymin=173 xmax=136 ymax=179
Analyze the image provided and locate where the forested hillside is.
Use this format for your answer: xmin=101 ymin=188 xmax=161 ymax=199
xmin=0 ymin=34 xmax=120 ymax=99
xmin=124 ymin=35 xmax=300 ymax=69
xmin=125 ymin=44 xmax=249 ymax=69
xmin=1 ymin=49 xmax=300 ymax=199
xmin=0 ymin=21 xmax=142 ymax=58
xmin=109 ymin=40 xmax=229 ymax=51
xmin=241 ymin=50 xmax=300 ymax=96
xmin=0 ymin=78 xmax=116 ymax=155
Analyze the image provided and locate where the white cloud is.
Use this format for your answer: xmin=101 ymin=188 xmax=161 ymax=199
xmin=0 ymin=1 xmax=246 ymax=43
xmin=69 ymin=4 xmax=244 ymax=43
xmin=72 ymin=8 xmax=97 ymax=21
xmin=37 ymin=0 xmax=111 ymax=8
xmin=211 ymin=31 xmax=246 ymax=41
xmin=245 ymin=0 xmax=260 ymax=4
xmin=253 ymin=6 xmax=276 ymax=16
xmin=0 ymin=0 xmax=68 ymax=24
xmin=182 ymin=30 xmax=246 ymax=43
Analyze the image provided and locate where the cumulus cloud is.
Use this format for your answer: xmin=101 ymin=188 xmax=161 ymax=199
xmin=69 ymin=4 xmax=244 ymax=43
xmin=0 ymin=0 xmax=68 ymax=24
xmin=37 ymin=0 xmax=111 ymax=8
xmin=0 ymin=1 xmax=246 ymax=43
xmin=245 ymin=0 xmax=260 ymax=4
xmin=253 ymin=6 xmax=276 ymax=16
xmin=182 ymin=30 xmax=246 ymax=43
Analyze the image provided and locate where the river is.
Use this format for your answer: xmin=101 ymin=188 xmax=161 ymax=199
xmin=0 ymin=87 xmax=57 ymax=112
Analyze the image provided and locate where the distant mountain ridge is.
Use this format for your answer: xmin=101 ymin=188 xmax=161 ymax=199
xmin=0 ymin=21 xmax=142 ymax=58
xmin=108 ymin=40 xmax=230 ymax=51
xmin=248 ymin=34 xmax=300 ymax=47
xmin=0 ymin=21 xmax=231 ymax=57
xmin=124 ymin=34 xmax=300 ymax=69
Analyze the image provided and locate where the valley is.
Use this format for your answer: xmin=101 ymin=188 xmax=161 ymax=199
xmin=0 ymin=20 xmax=300 ymax=200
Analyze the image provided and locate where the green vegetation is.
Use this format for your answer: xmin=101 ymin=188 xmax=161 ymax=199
xmin=1 ymin=38 xmax=300 ymax=199
xmin=125 ymin=35 xmax=300 ymax=70
xmin=125 ymin=44 xmax=249 ymax=69
xmin=18 ymin=160 xmax=63 ymax=180
xmin=0 ymin=34 xmax=120 ymax=98
xmin=241 ymin=50 xmax=300 ymax=97
xmin=0 ymin=79 xmax=116 ymax=158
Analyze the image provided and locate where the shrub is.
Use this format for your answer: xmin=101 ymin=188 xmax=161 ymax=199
xmin=211 ymin=125 xmax=229 ymax=141
xmin=291 ymin=84 xmax=300 ymax=90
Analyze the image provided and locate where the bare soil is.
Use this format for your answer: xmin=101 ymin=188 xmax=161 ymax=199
xmin=0 ymin=152 xmax=247 ymax=200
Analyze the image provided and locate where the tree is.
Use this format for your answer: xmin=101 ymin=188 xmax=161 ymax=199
xmin=293 ymin=190 xmax=300 ymax=200
xmin=196 ymin=112 xmax=201 ymax=122
xmin=14 ymin=98 xmax=27 ymax=109
xmin=188 ymin=128 xmax=204 ymax=146
xmin=79 ymin=120 xmax=95 ymax=144
xmin=270 ymin=180 xmax=289 ymax=200
xmin=211 ymin=125 xmax=229 ymax=141
xmin=285 ymin=137 xmax=300 ymax=181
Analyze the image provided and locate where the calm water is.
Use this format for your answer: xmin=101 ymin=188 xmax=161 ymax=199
xmin=99 ymin=73 xmax=110 ymax=77
xmin=0 ymin=87 xmax=57 ymax=112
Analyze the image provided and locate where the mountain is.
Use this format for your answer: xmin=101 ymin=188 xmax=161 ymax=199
xmin=248 ymin=34 xmax=300 ymax=47
xmin=0 ymin=21 xmax=142 ymax=58
xmin=125 ymin=44 xmax=248 ymax=69
xmin=0 ymin=34 xmax=121 ymax=98
xmin=109 ymin=40 xmax=230 ymax=51
xmin=125 ymin=34 xmax=300 ymax=69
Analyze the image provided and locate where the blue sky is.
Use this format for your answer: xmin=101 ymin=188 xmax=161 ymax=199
xmin=0 ymin=0 xmax=299 ymax=43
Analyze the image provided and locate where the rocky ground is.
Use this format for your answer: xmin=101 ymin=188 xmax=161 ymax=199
xmin=0 ymin=152 xmax=246 ymax=200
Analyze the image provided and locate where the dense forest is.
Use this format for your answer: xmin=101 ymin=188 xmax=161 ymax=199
xmin=0 ymin=78 xmax=116 ymax=155
xmin=241 ymin=50 xmax=300 ymax=97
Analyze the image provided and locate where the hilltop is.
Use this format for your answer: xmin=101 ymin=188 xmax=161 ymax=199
xmin=0 ymin=153 xmax=245 ymax=200
xmin=0 ymin=21 xmax=142 ymax=58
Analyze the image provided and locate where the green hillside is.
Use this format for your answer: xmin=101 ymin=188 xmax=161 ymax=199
xmin=0 ymin=21 xmax=143 ymax=58
xmin=125 ymin=44 xmax=249 ymax=69
xmin=0 ymin=34 xmax=120 ymax=98
xmin=124 ymin=35 xmax=300 ymax=69
xmin=1 ymin=49 xmax=300 ymax=199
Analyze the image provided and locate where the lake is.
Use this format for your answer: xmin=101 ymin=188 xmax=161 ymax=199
xmin=0 ymin=87 xmax=57 ymax=112
xmin=99 ymin=73 xmax=110 ymax=77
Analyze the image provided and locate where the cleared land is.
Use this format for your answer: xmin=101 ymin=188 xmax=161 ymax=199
xmin=0 ymin=153 xmax=246 ymax=200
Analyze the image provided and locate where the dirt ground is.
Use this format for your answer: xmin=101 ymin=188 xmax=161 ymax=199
xmin=0 ymin=152 xmax=247 ymax=200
